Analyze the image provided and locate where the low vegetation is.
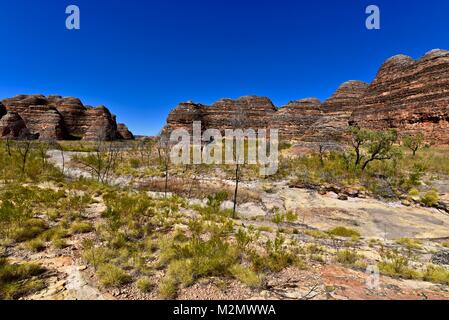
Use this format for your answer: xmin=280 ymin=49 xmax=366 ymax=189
xmin=0 ymin=258 xmax=46 ymax=300
xmin=0 ymin=131 xmax=448 ymax=300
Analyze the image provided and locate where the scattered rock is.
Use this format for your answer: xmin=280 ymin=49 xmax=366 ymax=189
xmin=431 ymin=250 xmax=449 ymax=266
xmin=401 ymin=199 xmax=412 ymax=207
xmin=343 ymin=188 xmax=359 ymax=198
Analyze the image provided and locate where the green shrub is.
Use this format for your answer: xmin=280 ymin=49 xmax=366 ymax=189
xmin=378 ymin=248 xmax=420 ymax=279
xmin=52 ymin=238 xmax=68 ymax=249
xmin=40 ymin=226 xmax=68 ymax=242
xmin=285 ymin=211 xmax=298 ymax=222
xmin=304 ymin=229 xmax=329 ymax=239
xmin=158 ymin=277 xmax=177 ymax=299
xmin=206 ymin=192 xmax=228 ymax=210
xmin=166 ymin=259 xmax=194 ymax=287
xmin=70 ymin=220 xmax=94 ymax=234
xmin=10 ymin=219 xmax=48 ymax=242
xmin=252 ymin=233 xmax=298 ymax=272
xmin=271 ymin=212 xmax=284 ymax=225
xmin=420 ymin=190 xmax=439 ymax=207
xmin=423 ymin=265 xmax=449 ymax=284
xmin=335 ymin=250 xmax=360 ymax=266
xmin=229 ymin=264 xmax=261 ymax=288
xmin=327 ymin=226 xmax=360 ymax=238
xmin=97 ymin=264 xmax=132 ymax=287
xmin=23 ymin=238 xmax=45 ymax=252
xmin=0 ymin=259 xmax=46 ymax=299
xmin=257 ymin=226 xmax=273 ymax=233
xmin=396 ymin=238 xmax=422 ymax=250
xmin=136 ymin=277 xmax=153 ymax=293
xmin=82 ymin=243 xmax=114 ymax=271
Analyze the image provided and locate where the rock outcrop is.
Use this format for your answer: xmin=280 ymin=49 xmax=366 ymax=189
xmin=164 ymin=50 xmax=449 ymax=146
xmin=273 ymin=98 xmax=322 ymax=140
xmin=117 ymin=123 xmax=135 ymax=140
xmin=0 ymin=102 xmax=6 ymax=119
xmin=350 ymin=49 xmax=449 ymax=144
xmin=0 ymin=95 xmax=134 ymax=141
xmin=301 ymin=81 xmax=369 ymax=144
xmin=0 ymin=111 xmax=35 ymax=139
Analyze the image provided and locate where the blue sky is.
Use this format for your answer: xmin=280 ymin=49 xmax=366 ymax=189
xmin=0 ymin=0 xmax=448 ymax=135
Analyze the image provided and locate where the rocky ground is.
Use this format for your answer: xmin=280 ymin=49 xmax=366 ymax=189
xmin=5 ymin=150 xmax=448 ymax=300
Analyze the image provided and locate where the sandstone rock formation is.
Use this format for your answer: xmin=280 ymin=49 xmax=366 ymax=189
xmin=0 ymin=102 xmax=6 ymax=119
xmin=350 ymin=49 xmax=449 ymax=144
xmin=117 ymin=123 xmax=135 ymax=140
xmin=0 ymin=95 xmax=134 ymax=141
xmin=301 ymin=81 xmax=369 ymax=144
xmin=164 ymin=49 xmax=449 ymax=146
xmin=273 ymin=98 xmax=322 ymax=140
xmin=0 ymin=111 xmax=34 ymax=139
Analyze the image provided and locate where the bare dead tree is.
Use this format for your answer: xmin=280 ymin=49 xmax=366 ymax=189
xmin=318 ymin=144 xmax=326 ymax=167
xmin=15 ymin=140 xmax=34 ymax=174
xmin=187 ymin=165 xmax=199 ymax=198
xmin=232 ymin=104 xmax=246 ymax=218
xmin=157 ymin=131 xmax=170 ymax=198
xmin=75 ymin=132 xmax=120 ymax=183
xmin=57 ymin=142 xmax=65 ymax=175
xmin=138 ymin=138 xmax=155 ymax=167
xmin=5 ymin=138 xmax=12 ymax=157
xmin=36 ymin=140 xmax=51 ymax=171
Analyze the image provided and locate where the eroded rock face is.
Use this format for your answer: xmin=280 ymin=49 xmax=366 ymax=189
xmin=274 ymin=98 xmax=322 ymax=140
xmin=165 ymin=96 xmax=278 ymax=136
xmin=0 ymin=102 xmax=6 ymax=119
xmin=165 ymin=102 xmax=205 ymax=134
xmin=117 ymin=123 xmax=134 ymax=140
xmin=1 ymin=95 xmax=133 ymax=141
xmin=83 ymin=107 xmax=118 ymax=141
xmin=205 ymin=96 xmax=277 ymax=131
xmin=164 ymin=50 xmax=449 ymax=145
xmin=301 ymin=81 xmax=369 ymax=145
xmin=0 ymin=111 xmax=34 ymax=139
xmin=350 ymin=49 xmax=449 ymax=144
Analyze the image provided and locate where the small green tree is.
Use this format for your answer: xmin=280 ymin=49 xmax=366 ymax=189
xmin=349 ymin=126 xmax=370 ymax=167
xmin=360 ymin=129 xmax=398 ymax=171
xmin=403 ymin=132 xmax=424 ymax=157
xmin=349 ymin=126 xmax=399 ymax=171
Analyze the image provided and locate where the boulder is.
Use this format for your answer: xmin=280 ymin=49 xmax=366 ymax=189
xmin=0 ymin=111 xmax=34 ymax=139
xmin=431 ymin=250 xmax=449 ymax=266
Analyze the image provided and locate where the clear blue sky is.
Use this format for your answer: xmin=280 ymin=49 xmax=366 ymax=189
xmin=1 ymin=0 xmax=448 ymax=135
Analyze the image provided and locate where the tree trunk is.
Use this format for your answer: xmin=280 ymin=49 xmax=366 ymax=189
xmin=164 ymin=163 xmax=169 ymax=198
xmin=355 ymin=147 xmax=361 ymax=167
xmin=233 ymin=162 xmax=240 ymax=218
